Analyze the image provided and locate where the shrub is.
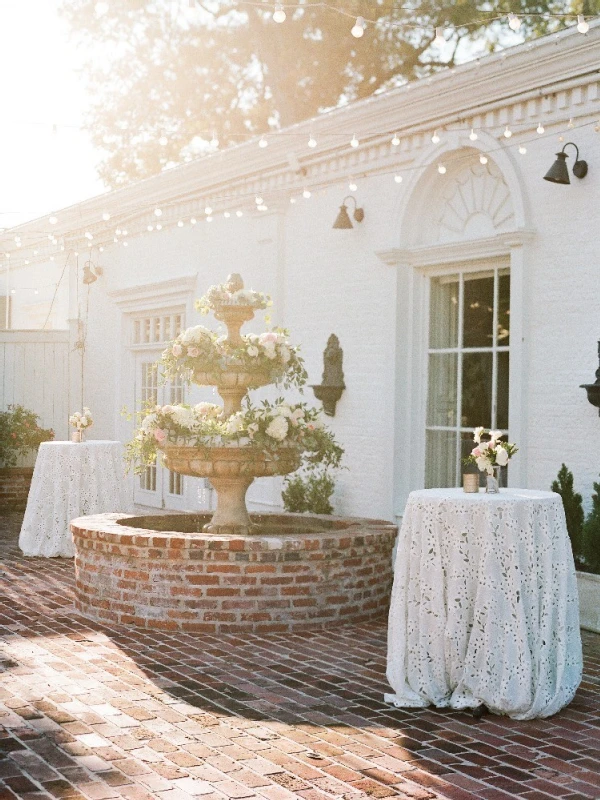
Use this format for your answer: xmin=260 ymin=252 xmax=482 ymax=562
xmin=582 ymin=479 xmax=600 ymax=574
xmin=282 ymin=471 xmax=335 ymax=515
xmin=0 ymin=405 xmax=54 ymax=468
xmin=551 ymin=464 xmax=584 ymax=564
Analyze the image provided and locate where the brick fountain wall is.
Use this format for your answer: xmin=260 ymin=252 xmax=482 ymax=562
xmin=71 ymin=513 xmax=397 ymax=633
xmin=0 ymin=467 xmax=34 ymax=511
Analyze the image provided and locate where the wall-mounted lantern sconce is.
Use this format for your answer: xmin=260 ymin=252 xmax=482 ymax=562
xmin=311 ymin=334 xmax=345 ymax=416
xmin=581 ymin=340 xmax=600 ymax=415
xmin=332 ymin=196 xmax=364 ymax=229
xmin=82 ymin=261 xmax=103 ymax=285
xmin=543 ymin=142 xmax=588 ymax=185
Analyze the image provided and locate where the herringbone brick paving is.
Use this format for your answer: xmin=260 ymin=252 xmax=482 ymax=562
xmin=1 ymin=512 xmax=599 ymax=800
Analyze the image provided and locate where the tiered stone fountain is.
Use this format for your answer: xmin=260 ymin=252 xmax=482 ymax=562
xmin=72 ymin=276 xmax=396 ymax=633
xmin=159 ymin=274 xmax=301 ymax=535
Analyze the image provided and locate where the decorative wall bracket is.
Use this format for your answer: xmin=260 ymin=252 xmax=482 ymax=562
xmin=311 ymin=334 xmax=345 ymax=417
xmin=580 ymin=340 xmax=600 ymax=416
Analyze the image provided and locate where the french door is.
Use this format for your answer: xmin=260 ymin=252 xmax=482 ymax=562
xmin=133 ymin=354 xmax=190 ymax=510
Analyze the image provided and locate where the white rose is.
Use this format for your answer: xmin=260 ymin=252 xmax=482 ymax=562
xmin=489 ymin=430 xmax=503 ymax=443
xmin=170 ymin=406 xmax=195 ymax=428
xmin=263 ymin=343 xmax=277 ymax=360
xmin=266 ymin=416 xmax=289 ymax=441
xmin=495 ymin=446 xmax=509 ymax=466
xmin=476 ymin=456 xmax=492 ymax=474
xmin=247 ymin=346 xmax=259 ymax=357
xmin=473 ymin=426 xmax=485 ymax=444
xmin=275 ymin=405 xmax=292 ymax=418
xmin=226 ymin=413 xmax=245 ymax=435
xmin=141 ymin=413 xmax=157 ymax=431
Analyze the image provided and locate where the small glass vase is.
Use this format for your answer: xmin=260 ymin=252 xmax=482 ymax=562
xmin=71 ymin=430 xmax=84 ymax=443
xmin=486 ymin=466 xmax=502 ymax=493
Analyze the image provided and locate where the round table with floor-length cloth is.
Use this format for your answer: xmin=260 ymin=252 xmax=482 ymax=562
xmin=19 ymin=441 xmax=129 ymax=558
xmin=385 ymin=488 xmax=583 ymax=720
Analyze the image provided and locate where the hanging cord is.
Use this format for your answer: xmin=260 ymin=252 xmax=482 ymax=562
xmin=42 ymin=252 xmax=70 ymax=330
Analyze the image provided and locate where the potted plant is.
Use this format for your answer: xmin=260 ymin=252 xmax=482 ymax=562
xmin=0 ymin=405 xmax=54 ymax=511
xmin=552 ymin=465 xmax=600 ymax=633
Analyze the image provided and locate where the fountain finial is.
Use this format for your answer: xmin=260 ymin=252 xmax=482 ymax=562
xmin=225 ymin=273 xmax=244 ymax=293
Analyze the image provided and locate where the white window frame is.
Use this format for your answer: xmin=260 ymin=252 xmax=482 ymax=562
xmin=425 ymin=265 xmax=510 ymax=488
xmin=383 ymin=234 xmax=530 ymax=521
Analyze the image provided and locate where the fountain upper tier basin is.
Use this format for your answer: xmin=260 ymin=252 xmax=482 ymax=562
xmin=71 ymin=512 xmax=397 ymax=633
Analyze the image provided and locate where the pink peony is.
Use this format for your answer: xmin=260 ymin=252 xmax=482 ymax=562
xmin=259 ymin=331 xmax=278 ymax=344
xmin=154 ymin=428 xmax=166 ymax=442
xmin=187 ymin=346 xmax=199 ymax=358
xmin=172 ymin=344 xmax=183 ymax=357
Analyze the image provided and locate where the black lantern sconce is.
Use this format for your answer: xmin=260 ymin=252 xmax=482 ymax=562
xmin=332 ymin=196 xmax=364 ymax=229
xmin=543 ymin=142 xmax=588 ymax=185
xmin=311 ymin=334 xmax=345 ymax=416
xmin=581 ymin=341 xmax=600 ymax=415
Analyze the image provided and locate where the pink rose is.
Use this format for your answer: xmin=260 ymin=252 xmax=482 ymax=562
xmin=472 ymin=447 xmax=482 ymax=457
xmin=187 ymin=346 xmax=199 ymax=358
xmin=172 ymin=344 xmax=182 ymax=357
xmin=154 ymin=428 xmax=166 ymax=442
xmin=259 ymin=331 xmax=278 ymax=344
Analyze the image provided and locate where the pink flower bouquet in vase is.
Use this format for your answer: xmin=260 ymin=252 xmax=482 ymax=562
xmin=464 ymin=426 xmax=518 ymax=493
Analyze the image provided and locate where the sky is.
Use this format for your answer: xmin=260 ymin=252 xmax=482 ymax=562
xmin=0 ymin=0 xmax=106 ymax=231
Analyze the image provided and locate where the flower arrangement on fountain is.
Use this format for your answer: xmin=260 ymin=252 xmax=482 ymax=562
xmin=127 ymin=399 xmax=342 ymax=474
xmin=464 ymin=426 xmax=518 ymax=475
xmin=195 ymin=279 xmax=270 ymax=314
xmin=160 ymin=325 xmax=307 ymax=389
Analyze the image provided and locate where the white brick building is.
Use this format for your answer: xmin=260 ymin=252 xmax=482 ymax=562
xmin=2 ymin=23 xmax=600 ymax=522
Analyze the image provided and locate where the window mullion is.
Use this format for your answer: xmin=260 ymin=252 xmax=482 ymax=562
xmin=456 ymin=273 xmax=464 ymax=484
xmin=491 ymin=268 xmax=499 ymax=430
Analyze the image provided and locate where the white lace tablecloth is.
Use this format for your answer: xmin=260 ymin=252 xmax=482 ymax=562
xmin=386 ymin=488 xmax=582 ymax=719
xmin=19 ymin=441 xmax=129 ymax=558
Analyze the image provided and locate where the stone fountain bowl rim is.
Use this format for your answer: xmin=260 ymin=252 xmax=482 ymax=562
xmin=70 ymin=511 xmax=397 ymax=549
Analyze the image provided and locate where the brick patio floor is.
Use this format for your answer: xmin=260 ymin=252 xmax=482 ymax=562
xmin=1 ymin=513 xmax=599 ymax=800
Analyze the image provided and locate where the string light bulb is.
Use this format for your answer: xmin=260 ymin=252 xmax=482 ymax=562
xmin=394 ymin=174 xmax=403 ymax=183
xmin=156 ymin=223 xmax=162 ymax=230
xmin=577 ymin=15 xmax=589 ymax=34
xmin=49 ymin=216 xmax=58 ymax=225
xmin=437 ymin=164 xmax=447 ymax=174
xmin=350 ymin=134 xmax=359 ymax=148
xmin=154 ymin=208 xmax=162 ymax=216
xmin=518 ymin=145 xmax=527 ymax=154
xmin=433 ymin=27 xmax=445 ymax=47
xmin=431 ymin=130 xmax=440 ymax=144
xmin=508 ymin=12 xmax=521 ymax=30
xmin=147 ymin=225 xmax=154 ymax=232
xmin=210 ymin=131 xmax=219 ymax=147
xmin=102 ymin=212 xmax=111 ymax=221
xmin=85 ymin=232 xmax=93 ymax=240
xmin=177 ymin=220 xmax=184 ymax=227
xmin=302 ymin=188 xmax=311 ymax=198
xmin=273 ymin=3 xmax=286 ymax=23
xmin=204 ymin=205 xmax=213 ymax=215
xmin=567 ymin=118 xmax=574 ymax=129
xmin=537 ymin=123 xmax=545 ymax=134
xmin=469 ymin=129 xmax=478 ymax=141
xmin=479 ymin=154 xmax=488 ymax=164
xmin=224 ymin=212 xmax=231 ymax=218
xmin=391 ymin=133 xmax=400 ymax=146
xmin=503 ymin=125 xmax=512 ymax=138
xmin=236 ymin=210 xmax=243 ymax=217
xmin=255 ymin=196 xmax=263 ymax=205
xmin=351 ymin=16 xmax=365 ymax=38
xmin=348 ymin=179 xmax=357 ymax=191
xmin=308 ymin=134 xmax=317 ymax=148
xmin=259 ymin=135 xmax=268 ymax=148
xmin=190 ymin=217 xmax=197 ymax=225
xmin=159 ymin=135 xmax=168 ymax=146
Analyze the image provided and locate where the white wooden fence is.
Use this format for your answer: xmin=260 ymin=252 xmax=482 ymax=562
xmin=0 ymin=330 xmax=71 ymax=440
